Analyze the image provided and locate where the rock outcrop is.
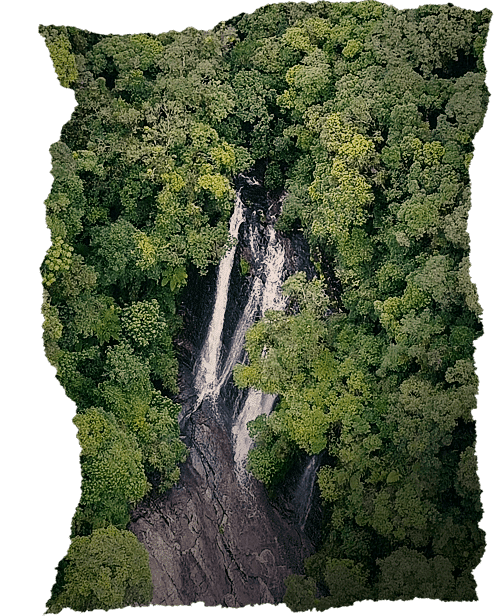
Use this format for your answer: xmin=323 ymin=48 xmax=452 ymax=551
xmin=130 ymin=175 xmax=320 ymax=606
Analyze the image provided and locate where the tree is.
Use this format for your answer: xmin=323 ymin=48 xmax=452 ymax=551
xmin=376 ymin=547 xmax=456 ymax=601
xmin=41 ymin=292 xmax=63 ymax=366
xmin=42 ymin=27 xmax=78 ymax=88
xmin=121 ymin=299 xmax=178 ymax=392
xmin=46 ymin=526 xmax=152 ymax=613
xmin=73 ymin=407 xmax=150 ymax=532
xmin=319 ymin=558 xmax=371 ymax=607
xmin=283 ymin=575 xmax=317 ymax=612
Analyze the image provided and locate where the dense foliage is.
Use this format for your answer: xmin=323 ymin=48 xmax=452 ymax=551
xmin=40 ymin=20 xmax=246 ymax=612
xmin=46 ymin=526 xmax=152 ymax=613
xmin=41 ymin=1 xmax=490 ymax=611
xmin=231 ymin=0 xmax=489 ymax=608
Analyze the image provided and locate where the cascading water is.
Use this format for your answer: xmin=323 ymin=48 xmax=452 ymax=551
xmin=192 ymin=186 xmax=287 ymax=475
xmin=292 ymin=455 xmax=321 ymax=529
xmin=232 ymin=224 xmax=287 ymax=478
xmin=130 ymin=177 xmax=317 ymax=607
xmin=193 ymin=195 xmax=245 ymax=397
xmin=232 ymin=390 xmax=278 ymax=479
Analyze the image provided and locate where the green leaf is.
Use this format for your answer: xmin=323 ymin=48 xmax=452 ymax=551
xmin=387 ymin=470 xmax=400 ymax=484
xmin=350 ymin=473 xmax=362 ymax=490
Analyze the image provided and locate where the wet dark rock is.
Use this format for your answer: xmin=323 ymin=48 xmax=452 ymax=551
xmin=130 ymin=179 xmax=322 ymax=606
xmin=131 ymin=392 xmax=313 ymax=606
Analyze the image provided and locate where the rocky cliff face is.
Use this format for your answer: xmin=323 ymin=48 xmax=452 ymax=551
xmin=129 ymin=175 xmax=321 ymax=607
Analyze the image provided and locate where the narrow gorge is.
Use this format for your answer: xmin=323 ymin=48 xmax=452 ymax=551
xmin=130 ymin=174 xmax=322 ymax=607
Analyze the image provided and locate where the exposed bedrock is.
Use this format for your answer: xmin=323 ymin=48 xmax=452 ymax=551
xmin=130 ymin=175 xmax=321 ymax=606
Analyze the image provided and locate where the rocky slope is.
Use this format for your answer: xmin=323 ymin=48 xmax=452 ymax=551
xmin=130 ymin=175 xmax=321 ymax=606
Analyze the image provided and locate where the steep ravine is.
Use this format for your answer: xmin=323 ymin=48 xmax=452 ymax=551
xmin=130 ymin=175 xmax=321 ymax=607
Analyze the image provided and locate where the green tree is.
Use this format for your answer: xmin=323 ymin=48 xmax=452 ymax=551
xmin=73 ymin=407 xmax=150 ymax=532
xmin=46 ymin=526 xmax=152 ymax=613
xmin=376 ymin=547 xmax=456 ymax=601
xmin=283 ymin=575 xmax=317 ymax=612
xmin=319 ymin=558 xmax=371 ymax=607
xmin=45 ymin=30 xmax=78 ymax=88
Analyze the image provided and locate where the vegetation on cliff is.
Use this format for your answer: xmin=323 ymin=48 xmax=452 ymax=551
xmin=40 ymin=1 xmax=490 ymax=611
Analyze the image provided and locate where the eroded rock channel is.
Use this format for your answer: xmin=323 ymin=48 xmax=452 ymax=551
xmin=130 ymin=175 xmax=322 ymax=607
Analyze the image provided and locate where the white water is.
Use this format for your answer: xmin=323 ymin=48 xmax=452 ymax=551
xmin=193 ymin=195 xmax=245 ymax=397
xmin=293 ymin=456 xmax=319 ymax=528
xmin=232 ymin=224 xmax=287 ymax=477
xmin=232 ymin=390 xmax=279 ymax=477
xmin=192 ymin=190 xmax=288 ymax=480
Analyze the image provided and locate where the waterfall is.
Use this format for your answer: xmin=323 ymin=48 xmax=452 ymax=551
xmin=231 ymin=223 xmax=286 ymax=478
xmin=293 ymin=455 xmax=321 ymax=529
xmin=193 ymin=195 xmax=244 ymax=397
xmin=131 ymin=177 xmax=318 ymax=606
xmin=217 ymin=227 xmax=286 ymax=393
xmin=232 ymin=390 xmax=278 ymax=478
xmin=192 ymin=187 xmax=288 ymax=477
xmin=261 ymin=226 xmax=287 ymax=313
